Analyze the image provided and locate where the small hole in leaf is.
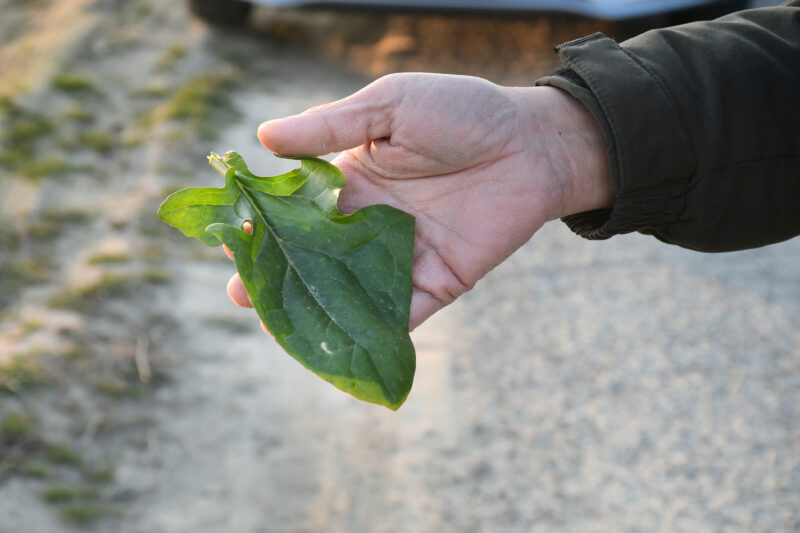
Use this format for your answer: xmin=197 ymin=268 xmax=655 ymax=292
xmin=242 ymin=220 xmax=253 ymax=235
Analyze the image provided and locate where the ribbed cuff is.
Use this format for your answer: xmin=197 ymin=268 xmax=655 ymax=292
xmin=536 ymin=33 xmax=696 ymax=240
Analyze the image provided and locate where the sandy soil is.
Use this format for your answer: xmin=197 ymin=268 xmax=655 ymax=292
xmin=0 ymin=1 xmax=798 ymax=532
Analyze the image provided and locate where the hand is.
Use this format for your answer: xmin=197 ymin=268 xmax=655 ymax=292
xmin=227 ymin=73 xmax=614 ymax=330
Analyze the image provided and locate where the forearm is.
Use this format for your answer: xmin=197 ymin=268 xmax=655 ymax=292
xmin=538 ymin=0 xmax=800 ymax=251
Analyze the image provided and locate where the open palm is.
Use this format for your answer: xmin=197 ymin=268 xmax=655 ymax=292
xmin=228 ymin=73 xmax=613 ymax=330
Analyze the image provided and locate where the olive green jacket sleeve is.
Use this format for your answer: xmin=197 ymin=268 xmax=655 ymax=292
xmin=536 ymin=0 xmax=800 ymax=252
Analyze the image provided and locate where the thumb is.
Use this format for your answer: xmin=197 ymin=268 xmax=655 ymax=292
xmin=257 ymin=77 xmax=398 ymax=157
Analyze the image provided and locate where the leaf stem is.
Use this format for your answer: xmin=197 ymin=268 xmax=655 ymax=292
xmin=207 ymin=151 xmax=231 ymax=177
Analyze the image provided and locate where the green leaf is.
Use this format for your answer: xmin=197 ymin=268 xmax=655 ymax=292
xmin=158 ymin=151 xmax=416 ymax=409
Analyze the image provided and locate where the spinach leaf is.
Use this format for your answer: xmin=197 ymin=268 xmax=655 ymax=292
xmin=158 ymin=151 xmax=416 ymax=409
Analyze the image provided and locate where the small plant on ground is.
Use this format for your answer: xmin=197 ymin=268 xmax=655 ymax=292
xmin=1 ymin=412 xmax=32 ymax=443
xmin=155 ymin=43 xmax=187 ymax=72
xmin=79 ymin=131 xmax=115 ymax=153
xmin=0 ymin=352 xmax=46 ymax=393
xmin=45 ymin=443 xmax=82 ymax=466
xmin=48 ymin=274 xmax=139 ymax=313
xmin=0 ymin=97 xmax=72 ymax=179
xmin=87 ymin=251 xmax=130 ymax=265
xmin=50 ymin=73 xmax=96 ymax=93
xmin=21 ymin=461 xmax=49 ymax=479
xmin=59 ymin=503 xmax=110 ymax=526
xmin=142 ymin=70 xmax=239 ymax=140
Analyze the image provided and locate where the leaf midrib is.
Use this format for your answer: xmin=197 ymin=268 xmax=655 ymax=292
xmin=235 ymin=178 xmax=398 ymax=399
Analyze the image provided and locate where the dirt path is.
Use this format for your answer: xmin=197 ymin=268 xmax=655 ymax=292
xmin=0 ymin=2 xmax=470 ymax=529
xmin=1 ymin=1 xmax=798 ymax=532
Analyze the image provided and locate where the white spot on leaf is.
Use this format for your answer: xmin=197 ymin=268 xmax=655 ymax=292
xmin=320 ymin=341 xmax=333 ymax=355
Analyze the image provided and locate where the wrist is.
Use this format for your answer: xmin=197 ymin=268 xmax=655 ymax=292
xmin=510 ymin=86 xmax=615 ymax=221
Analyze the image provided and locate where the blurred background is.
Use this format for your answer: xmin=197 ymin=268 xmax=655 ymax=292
xmin=0 ymin=0 xmax=797 ymax=531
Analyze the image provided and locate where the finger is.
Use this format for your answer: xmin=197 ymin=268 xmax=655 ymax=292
xmin=260 ymin=321 xmax=272 ymax=336
xmin=222 ymin=221 xmax=252 ymax=261
xmin=257 ymin=76 xmax=400 ymax=156
xmin=408 ymin=289 xmax=443 ymax=332
xmin=226 ymin=273 xmax=253 ymax=308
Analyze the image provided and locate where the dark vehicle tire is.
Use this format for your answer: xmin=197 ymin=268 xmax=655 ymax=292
xmin=187 ymin=0 xmax=253 ymax=26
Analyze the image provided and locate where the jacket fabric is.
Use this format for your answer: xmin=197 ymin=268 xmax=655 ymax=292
xmin=536 ymin=0 xmax=800 ymax=252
